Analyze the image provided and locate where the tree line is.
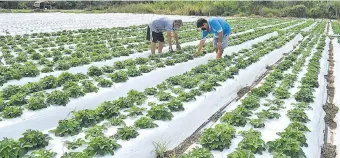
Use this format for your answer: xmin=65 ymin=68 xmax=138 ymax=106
xmin=0 ymin=1 xmax=339 ymax=19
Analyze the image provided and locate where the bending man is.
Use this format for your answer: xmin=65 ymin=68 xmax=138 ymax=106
xmin=146 ymin=17 xmax=183 ymax=54
xmin=195 ymin=17 xmax=231 ymax=59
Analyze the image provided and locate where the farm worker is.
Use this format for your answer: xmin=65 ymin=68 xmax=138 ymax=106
xmin=146 ymin=17 xmax=183 ymax=54
xmin=194 ymin=17 xmax=231 ymax=59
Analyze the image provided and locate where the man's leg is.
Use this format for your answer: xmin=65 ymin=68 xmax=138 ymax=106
xmin=158 ymin=41 xmax=163 ymax=54
xmin=150 ymin=42 xmax=156 ymax=54
xmin=213 ymin=37 xmax=223 ymax=59
xmin=216 ymin=35 xmax=228 ymax=59
xmin=157 ymin=32 xmax=165 ymax=54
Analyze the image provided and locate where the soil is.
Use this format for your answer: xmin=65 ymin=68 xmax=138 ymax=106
xmin=324 ymin=41 xmax=336 ymax=129
xmin=237 ymin=86 xmax=251 ymax=97
xmin=322 ymin=38 xmax=338 ymax=157
xmin=321 ymin=143 xmax=337 ymax=158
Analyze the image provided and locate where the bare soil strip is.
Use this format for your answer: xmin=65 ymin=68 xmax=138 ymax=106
xmin=322 ymin=38 xmax=337 ymax=158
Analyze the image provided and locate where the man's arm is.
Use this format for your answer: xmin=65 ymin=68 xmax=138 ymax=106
xmin=167 ymin=31 xmax=173 ymax=50
xmin=195 ymin=39 xmax=206 ymax=56
xmin=217 ymin=31 xmax=223 ymax=48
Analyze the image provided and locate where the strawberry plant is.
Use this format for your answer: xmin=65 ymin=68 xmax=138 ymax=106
xmin=123 ymin=59 xmax=136 ymax=67
xmin=147 ymin=105 xmax=173 ymax=120
xmin=114 ymin=126 xmax=139 ymax=140
xmin=72 ymin=109 xmax=99 ymax=127
xmin=139 ymin=65 xmax=153 ymax=73
xmin=84 ymin=136 xmax=121 ymax=156
xmin=8 ymin=93 xmax=27 ymax=106
xmin=166 ymin=99 xmax=184 ymax=112
xmin=81 ymin=80 xmax=99 ymax=93
xmin=87 ymin=66 xmax=103 ymax=77
xmin=199 ymin=82 xmax=216 ymax=92
xmin=0 ymin=138 xmax=27 ymax=158
xmin=257 ymin=109 xmax=280 ymax=119
xmin=144 ymin=87 xmax=158 ymax=95
xmin=177 ymin=91 xmax=196 ymax=102
xmin=166 ymin=76 xmax=183 ymax=85
xmin=23 ymin=82 xmax=43 ymax=94
xmin=291 ymin=102 xmax=312 ymax=110
xmin=273 ymin=87 xmax=290 ymax=99
xmin=51 ymin=119 xmax=82 ymax=136
xmin=95 ymin=101 xmax=120 ymax=119
xmin=127 ymin=90 xmax=147 ymax=105
xmin=64 ymin=138 xmax=86 ymax=150
xmin=55 ymin=60 xmax=71 ymax=70
xmin=135 ymin=57 xmax=149 ymax=64
xmin=165 ymin=59 xmax=175 ymax=66
xmin=1 ymin=106 xmax=23 ymax=118
xmin=227 ymin=149 xmax=255 ymax=158
xmin=250 ymin=118 xmax=265 ymax=128
xmin=26 ymin=149 xmax=56 ymax=158
xmin=2 ymin=85 xmax=23 ymax=99
xmin=294 ymin=87 xmax=315 ymax=103
xmin=285 ymin=122 xmax=310 ymax=132
xmin=96 ymin=77 xmax=113 ymax=87
xmin=277 ymin=128 xmax=308 ymax=147
xmin=267 ymin=137 xmax=306 ymax=158
xmin=237 ymin=129 xmax=266 ymax=154
xmin=46 ymin=90 xmax=70 ymax=106
xmin=172 ymin=87 xmax=185 ymax=94
xmin=221 ymin=111 xmax=248 ymax=127
xmin=85 ymin=125 xmax=107 ymax=139
xmin=125 ymin=106 xmax=146 ymax=117
xmin=241 ymin=95 xmax=260 ymax=109
xmin=108 ymin=117 xmax=125 ymax=126
xmin=180 ymin=147 xmax=213 ymax=158
xmin=19 ymin=129 xmax=51 ymax=150
xmin=180 ymin=79 xmax=198 ymax=89
xmin=200 ymin=124 xmax=236 ymax=151
xmin=101 ymin=65 xmax=115 ymax=73
xmin=39 ymin=75 xmax=58 ymax=89
xmin=65 ymin=84 xmax=86 ymax=98
xmin=126 ymin=66 xmax=142 ymax=77
xmin=111 ymin=97 xmax=134 ymax=109
xmin=134 ymin=117 xmax=158 ymax=129
xmin=109 ymin=70 xmax=128 ymax=83
xmin=156 ymin=82 xmax=168 ymax=90
xmin=157 ymin=91 xmax=173 ymax=101
xmin=57 ymin=72 xmax=79 ymax=86
xmin=287 ymin=109 xmax=310 ymax=123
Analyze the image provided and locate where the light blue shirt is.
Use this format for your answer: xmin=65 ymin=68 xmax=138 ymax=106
xmin=149 ymin=17 xmax=175 ymax=33
xmin=201 ymin=17 xmax=231 ymax=39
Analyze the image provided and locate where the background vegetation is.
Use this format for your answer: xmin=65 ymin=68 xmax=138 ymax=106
xmin=0 ymin=1 xmax=339 ymax=19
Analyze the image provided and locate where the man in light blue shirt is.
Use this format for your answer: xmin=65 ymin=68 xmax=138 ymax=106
xmin=195 ymin=17 xmax=232 ymax=59
xmin=146 ymin=17 xmax=183 ymax=54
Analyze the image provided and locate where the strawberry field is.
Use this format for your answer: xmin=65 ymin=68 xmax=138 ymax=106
xmin=0 ymin=13 xmax=338 ymax=158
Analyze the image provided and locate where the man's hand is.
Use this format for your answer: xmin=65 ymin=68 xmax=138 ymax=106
xmin=194 ymin=52 xmax=199 ymax=57
xmin=176 ymin=44 xmax=181 ymax=50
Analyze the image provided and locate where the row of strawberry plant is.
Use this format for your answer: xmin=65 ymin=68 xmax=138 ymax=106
xmin=0 ymin=19 xmax=297 ymax=86
xmin=47 ymin=33 xmax=296 ymax=157
xmin=331 ymin=21 xmax=340 ymax=35
xmin=0 ymin=26 xmax=287 ymax=119
xmin=0 ymin=19 xmax=276 ymax=65
xmin=268 ymin=34 xmax=326 ymax=158
xmin=180 ymin=23 xmax=323 ymax=157
xmin=0 ymin=31 xmax=296 ymax=157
